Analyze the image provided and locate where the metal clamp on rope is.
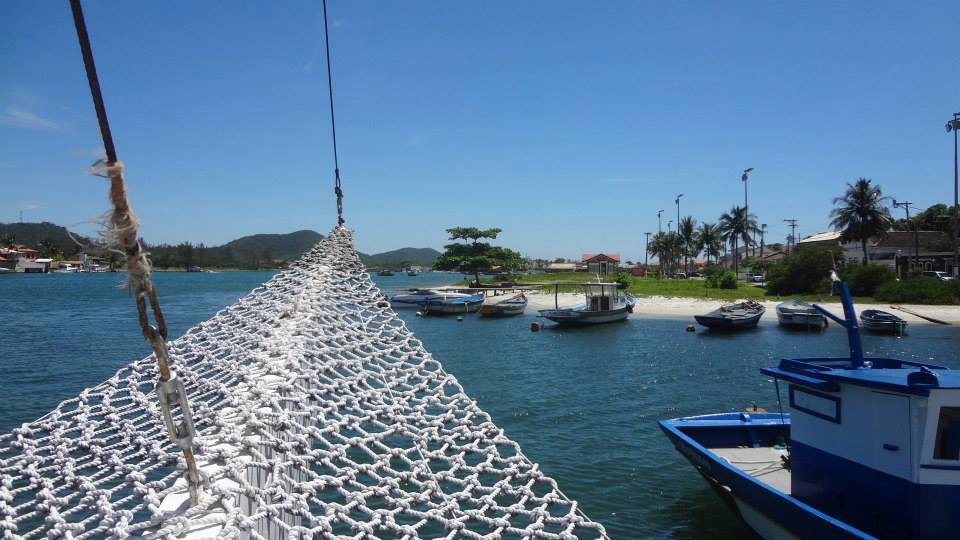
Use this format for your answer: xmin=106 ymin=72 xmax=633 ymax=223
xmin=156 ymin=372 xmax=197 ymax=450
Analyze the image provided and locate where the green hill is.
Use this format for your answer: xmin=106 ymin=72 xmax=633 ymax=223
xmin=2 ymin=222 xmax=439 ymax=270
xmin=0 ymin=222 xmax=93 ymax=257
xmin=360 ymin=247 xmax=440 ymax=269
xmin=222 ymin=230 xmax=326 ymax=263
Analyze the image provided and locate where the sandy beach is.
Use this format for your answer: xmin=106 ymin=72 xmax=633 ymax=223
xmin=524 ymin=292 xmax=960 ymax=325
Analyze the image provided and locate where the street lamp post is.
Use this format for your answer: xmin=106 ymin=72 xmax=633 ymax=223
xmin=657 ymin=209 xmax=664 ymax=235
xmin=948 ymin=113 xmax=960 ymax=277
xmin=742 ymin=168 xmax=754 ymax=256
xmin=644 ymin=231 xmax=651 ymax=275
xmin=668 ymin=220 xmax=673 ymax=232
xmin=675 ymin=194 xmax=684 ymax=273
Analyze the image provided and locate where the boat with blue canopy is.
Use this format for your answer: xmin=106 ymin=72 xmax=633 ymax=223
xmin=661 ymin=283 xmax=960 ymax=539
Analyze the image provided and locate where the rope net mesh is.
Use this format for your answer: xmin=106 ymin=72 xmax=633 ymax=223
xmin=0 ymin=227 xmax=607 ymax=539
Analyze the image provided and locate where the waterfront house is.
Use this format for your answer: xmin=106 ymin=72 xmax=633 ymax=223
xmin=581 ymin=253 xmax=620 ymax=276
xmin=799 ymin=230 xmax=955 ymax=275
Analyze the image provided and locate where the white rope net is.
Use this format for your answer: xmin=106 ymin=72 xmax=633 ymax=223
xmin=0 ymin=227 xmax=607 ymax=539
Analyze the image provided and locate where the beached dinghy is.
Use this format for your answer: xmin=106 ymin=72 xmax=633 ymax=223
xmin=478 ymin=293 xmax=528 ymax=317
xmin=776 ymin=299 xmax=827 ymax=329
xmin=695 ymin=300 xmax=765 ymax=330
xmin=389 ymin=289 xmax=468 ymax=309
xmin=538 ymin=282 xmax=636 ymax=325
xmin=423 ymin=293 xmax=484 ymax=314
xmin=860 ymin=309 xmax=908 ymax=334
xmin=661 ymin=283 xmax=958 ymax=539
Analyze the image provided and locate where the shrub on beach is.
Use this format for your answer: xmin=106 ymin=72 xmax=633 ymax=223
xmin=844 ymin=263 xmax=897 ymax=297
xmin=765 ymin=246 xmax=841 ymax=295
xmin=703 ymin=265 xmax=737 ymax=289
xmin=875 ymin=278 xmax=960 ymax=305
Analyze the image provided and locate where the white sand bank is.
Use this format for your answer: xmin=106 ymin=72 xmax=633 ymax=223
xmin=524 ymin=292 xmax=960 ymax=325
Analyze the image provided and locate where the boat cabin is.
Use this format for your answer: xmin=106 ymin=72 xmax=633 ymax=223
xmin=584 ymin=282 xmax=626 ymax=311
xmin=763 ymin=357 xmax=960 ymax=538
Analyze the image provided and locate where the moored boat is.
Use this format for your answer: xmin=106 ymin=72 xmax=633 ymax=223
xmin=661 ymin=283 xmax=957 ymax=539
xmin=478 ymin=293 xmax=527 ymax=317
xmin=860 ymin=309 xmax=907 ymax=334
xmin=538 ymin=282 xmax=636 ymax=325
xmin=695 ymin=301 xmax=765 ymax=330
xmin=423 ymin=293 xmax=484 ymax=314
xmin=389 ymin=289 xmax=468 ymax=309
xmin=377 ymin=269 xmax=395 ymax=276
xmin=776 ymin=299 xmax=827 ymax=329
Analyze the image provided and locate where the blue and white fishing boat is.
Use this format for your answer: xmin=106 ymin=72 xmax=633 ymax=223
xmin=661 ymin=283 xmax=960 ymax=539
xmin=478 ymin=292 xmax=528 ymax=317
xmin=538 ymin=282 xmax=636 ymax=325
xmin=423 ymin=293 xmax=484 ymax=314
xmin=388 ymin=289 xmax=468 ymax=309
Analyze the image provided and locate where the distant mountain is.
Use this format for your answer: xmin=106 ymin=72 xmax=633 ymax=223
xmin=0 ymin=222 xmax=93 ymax=256
xmin=2 ymin=222 xmax=438 ymax=270
xmin=222 ymin=230 xmax=325 ymax=263
xmin=360 ymin=247 xmax=441 ymax=269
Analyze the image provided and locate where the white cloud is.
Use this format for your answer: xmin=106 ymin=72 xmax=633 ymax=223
xmin=0 ymin=106 xmax=61 ymax=132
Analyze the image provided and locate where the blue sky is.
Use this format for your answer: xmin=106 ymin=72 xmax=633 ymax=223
xmin=2 ymin=1 xmax=958 ymax=261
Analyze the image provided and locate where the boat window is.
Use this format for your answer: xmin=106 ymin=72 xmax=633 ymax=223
xmin=933 ymin=407 xmax=960 ymax=460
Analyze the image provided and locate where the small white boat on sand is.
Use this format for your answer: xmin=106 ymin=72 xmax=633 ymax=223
xmin=776 ymin=299 xmax=827 ymax=329
xmin=478 ymin=293 xmax=527 ymax=317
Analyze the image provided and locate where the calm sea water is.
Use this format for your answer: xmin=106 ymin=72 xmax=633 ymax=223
xmin=2 ymin=271 xmax=959 ymax=538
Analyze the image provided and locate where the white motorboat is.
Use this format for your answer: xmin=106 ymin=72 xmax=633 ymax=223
xmin=389 ymin=289 xmax=468 ymax=309
xmin=776 ymin=299 xmax=827 ymax=329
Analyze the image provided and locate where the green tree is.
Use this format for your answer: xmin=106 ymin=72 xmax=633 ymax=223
xmin=717 ymin=206 xmax=757 ymax=275
xmin=892 ymin=203 xmax=952 ymax=233
xmin=695 ymin=223 xmax=722 ymax=265
xmin=648 ymin=231 xmax=680 ymax=277
xmin=0 ymin=233 xmax=15 ymax=248
xmin=830 ymin=178 xmax=892 ymax=264
xmin=433 ymin=226 xmax=516 ymax=285
xmin=677 ymin=216 xmax=697 ymax=273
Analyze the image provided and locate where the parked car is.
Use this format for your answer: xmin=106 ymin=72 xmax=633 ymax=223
xmin=747 ymin=273 xmax=765 ymax=283
xmin=673 ymin=272 xmax=688 ymax=279
xmin=921 ymin=270 xmax=954 ymax=281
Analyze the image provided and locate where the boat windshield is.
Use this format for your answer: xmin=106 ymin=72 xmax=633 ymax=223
xmin=584 ymin=283 xmax=623 ymax=309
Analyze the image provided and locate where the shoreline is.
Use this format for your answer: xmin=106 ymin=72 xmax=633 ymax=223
xmin=523 ymin=292 xmax=960 ymax=325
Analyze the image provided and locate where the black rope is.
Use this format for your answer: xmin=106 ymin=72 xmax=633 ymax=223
xmin=70 ymin=0 xmax=118 ymax=163
xmin=322 ymin=0 xmax=344 ymax=225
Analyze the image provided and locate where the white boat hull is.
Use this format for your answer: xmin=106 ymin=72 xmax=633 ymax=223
xmin=538 ymin=307 xmax=629 ymax=325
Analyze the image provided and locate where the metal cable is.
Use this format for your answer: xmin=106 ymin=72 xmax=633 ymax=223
xmin=322 ymin=0 xmax=345 ymax=225
xmin=69 ymin=0 xmax=202 ymax=505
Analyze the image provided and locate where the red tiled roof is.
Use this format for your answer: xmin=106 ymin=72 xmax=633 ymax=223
xmin=581 ymin=252 xmax=621 ymax=262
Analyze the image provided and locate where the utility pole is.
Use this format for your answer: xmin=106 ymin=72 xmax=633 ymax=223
xmin=893 ymin=199 xmax=920 ymax=276
xmin=644 ymin=231 xmax=651 ymax=275
xmin=948 ymin=112 xmax=960 ymax=277
xmin=668 ymin=220 xmax=673 ymax=232
xmin=742 ymin=168 xmax=754 ymax=256
xmin=760 ymin=223 xmax=767 ymax=258
xmin=657 ymin=209 xmax=664 ymax=235
xmin=784 ymin=219 xmax=798 ymax=255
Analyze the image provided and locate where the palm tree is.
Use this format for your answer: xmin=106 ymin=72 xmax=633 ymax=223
xmin=648 ymin=231 xmax=680 ymax=277
xmin=696 ymin=223 xmax=721 ymax=265
xmin=677 ymin=216 xmax=697 ymax=273
xmin=717 ymin=206 xmax=757 ymax=275
xmin=830 ymin=178 xmax=892 ymax=264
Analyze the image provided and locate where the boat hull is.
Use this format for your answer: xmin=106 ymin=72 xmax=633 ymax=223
xmin=860 ymin=310 xmax=907 ymax=334
xmin=424 ymin=295 xmax=484 ymax=314
xmin=538 ymin=306 xmax=629 ymax=325
xmin=478 ymin=303 xmax=526 ymax=317
xmin=659 ymin=413 xmax=873 ymax=540
xmin=695 ymin=312 xmax=763 ymax=329
xmin=776 ymin=311 xmax=826 ymax=329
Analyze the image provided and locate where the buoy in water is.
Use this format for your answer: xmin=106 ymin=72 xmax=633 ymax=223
xmin=457 ymin=315 xmax=464 ymax=322
xmin=416 ymin=311 xmax=423 ymax=317
xmin=530 ymin=322 xmax=541 ymax=332
xmin=686 ymin=324 xmax=695 ymax=332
